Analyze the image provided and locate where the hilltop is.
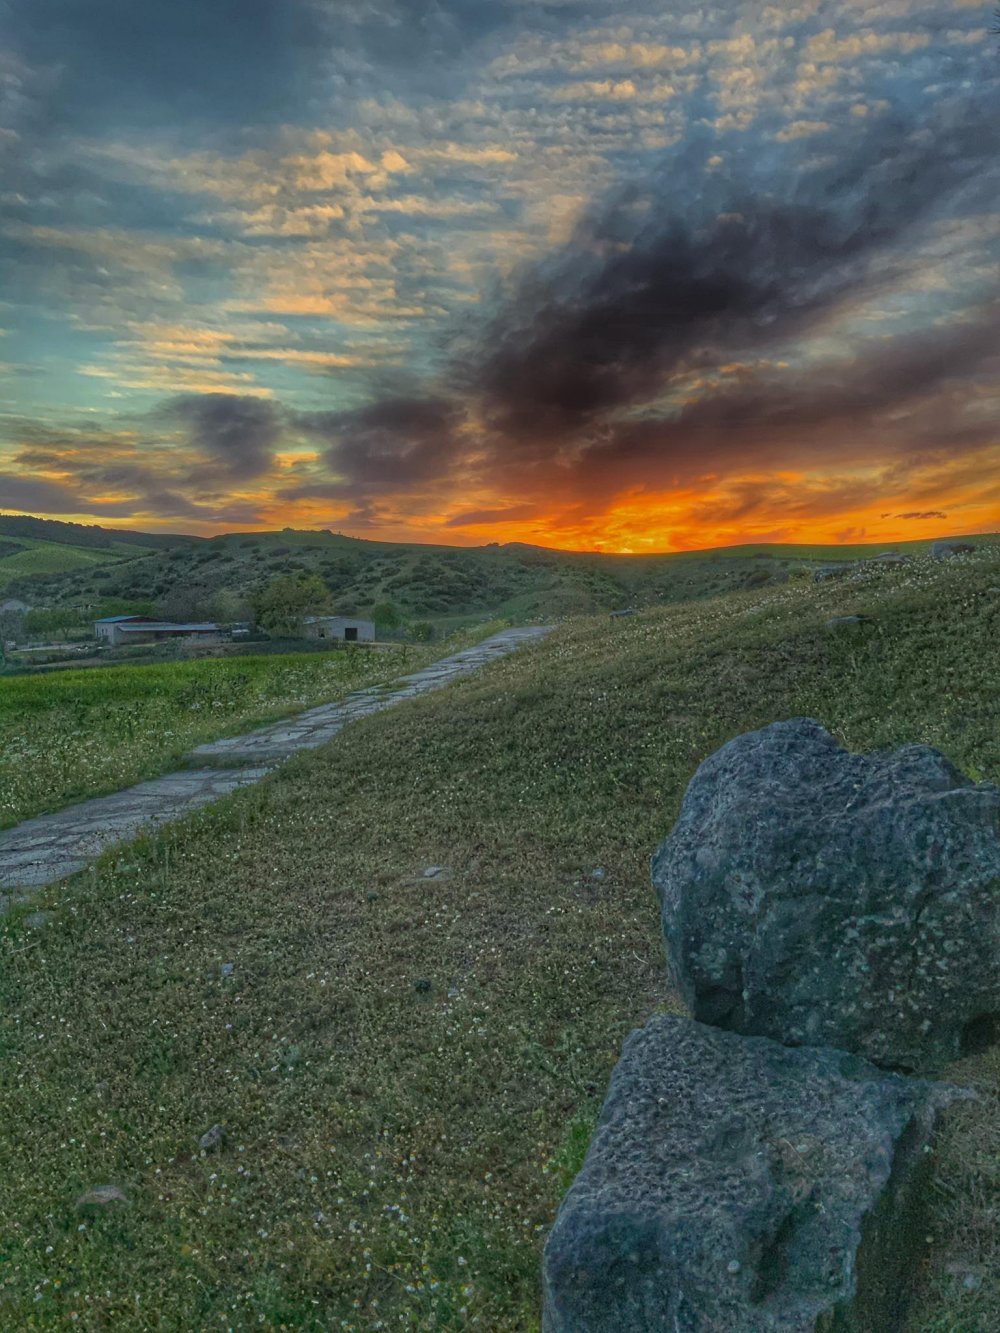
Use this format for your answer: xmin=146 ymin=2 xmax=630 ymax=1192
xmin=3 ymin=513 xmax=997 ymax=625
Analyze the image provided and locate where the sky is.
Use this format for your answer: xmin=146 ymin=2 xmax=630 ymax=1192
xmin=0 ymin=0 xmax=998 ymax=552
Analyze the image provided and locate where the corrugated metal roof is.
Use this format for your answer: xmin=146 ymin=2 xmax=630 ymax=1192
xmin=95 ymin=614 xmax=151 ymax=623
xmin=116 ymin=622 xmax=219 ymax=633
xmin=304 ymin=615 xmax=374 ymax=626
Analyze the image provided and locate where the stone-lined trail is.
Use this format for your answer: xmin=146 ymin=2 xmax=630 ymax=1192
xmin=0 ymin=626 xmax=551 ymax=901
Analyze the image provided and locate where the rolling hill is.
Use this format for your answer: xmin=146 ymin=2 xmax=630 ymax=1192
xmin=2 ymin=513 xmax=997 ymax=624
xmin=0 ymin=514 xmax=196 ymax=593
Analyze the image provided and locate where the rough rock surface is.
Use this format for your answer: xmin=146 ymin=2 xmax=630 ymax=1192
xmin=652 ymin=718 xmax=1000 ymax=1072
xmin=932 ymin=540 xmax=975 ymax=560
xmin=542 ymin=1014 xmax=961 ymax=1333
xmin=825 ymin=615 xmax=872 ymax=630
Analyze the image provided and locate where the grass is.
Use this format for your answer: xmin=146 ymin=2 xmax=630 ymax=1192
xmin=0 ymin=553 xmax=998 ymax=1329
xmin=16 ymin=516 xmax=998 ymax=627
xmin=0 ymin=537 xmax=143 ymax=588
xmin=0 ymin=625 xmax=502 ymax=827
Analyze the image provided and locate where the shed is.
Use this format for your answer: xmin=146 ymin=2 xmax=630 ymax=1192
xmin=108 ymin=621 xmax=221 ymax=646
xmin=94 ymin=614 xmax=158 ymax=642
xmin=303 ymin=615 xmax=375 ymax=643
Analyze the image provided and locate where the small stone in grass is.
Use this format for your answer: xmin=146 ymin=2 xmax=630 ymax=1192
xmin=220 ymin=962 xmax=234 ymax=978
xmin=366 ymin=892 xmax=379 ymax=902
xmin=199 ymin=1123 xmax=226 ymax=1153
xmin=825 ymin=614 xmax=872 ymax=629
xmin=76 ymin=1185 xmax=128 ymax=1211
xmin=422 ymin=865 xmax=453 ymax=880
xmin=591 ymin=867 xmax=606 ymax=881
xmin=413 ymin=978 xmax=432 ymax=994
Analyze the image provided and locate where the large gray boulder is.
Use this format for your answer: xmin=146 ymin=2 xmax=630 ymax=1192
xmin=812 ymin=564 xmax=854 ymax=582
xmin=542 ymin=1015 xmax=962 ymax=1333
xmin=931 ymin=540 xmax=975 ymax=560
xmin=652 ymin=719 xmax=1000 ymax=1072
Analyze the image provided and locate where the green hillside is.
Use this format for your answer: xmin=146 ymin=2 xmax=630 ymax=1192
xmin=0 ymin=547 xmax=997 ymax=1328
xmin=0 ymin=535 xmax=152 ymax=590
xmin=6 ymin=516 xmax=998 ymax=624
xmin=0 ymin=514 xmax=196 ymax=552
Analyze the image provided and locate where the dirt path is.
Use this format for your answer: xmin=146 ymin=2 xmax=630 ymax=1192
xmin=0 ymin=626 xmax=552 ymax=902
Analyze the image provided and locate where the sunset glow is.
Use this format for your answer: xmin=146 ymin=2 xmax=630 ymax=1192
xmin=1 ymin=1 xmax=998 ymax=550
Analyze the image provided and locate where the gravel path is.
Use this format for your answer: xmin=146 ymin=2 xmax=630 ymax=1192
xmin=0 ymin=626 xmax=552 ymax=901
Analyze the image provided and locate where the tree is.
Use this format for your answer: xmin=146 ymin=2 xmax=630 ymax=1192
xmin=24 ymin=608 xmax=84 ymax=642
xmin=209 ymin=588 xmax=253 ymax=625
xmin=156 ymin=585 xmax=214 ymax=624
xmin=372 ymin=600 xmax=402 ymax=631
xmin=410 ymin=621 xmax=435 ymax=642
xmin=252 ymin=574 xmax=331 ymax=637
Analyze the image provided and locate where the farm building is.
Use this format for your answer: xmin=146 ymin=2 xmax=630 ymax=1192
xmin=103 ymin=620 xmax=221 ymax=646
xmin=94 ymin=614 xmax=159 ymax=642
xmin=303 ymin=615 xmax=375 ymax=643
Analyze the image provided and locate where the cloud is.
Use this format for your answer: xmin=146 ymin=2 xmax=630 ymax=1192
xmin=445 ymin=503 xmax=541 ymax=526
xmin=293 ymin=396 xmax=462 ymax=498
xmin=895 ymin=510 xmax=947 ymax=520
xmin=466 ymin=94 xmax=997 ymax=445
xmin=157 ymin=394 xmax=285 ymax=480
xmin=0 ymin=472 xmax=134 ymax=516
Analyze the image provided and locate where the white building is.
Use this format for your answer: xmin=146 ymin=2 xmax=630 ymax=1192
xmin=94 ymin=615 xmax=221 ymax=646
xmin=303 ymin=615 xmax=375 ymax=643
xmin=94 ymin=614 xmax=158 ymax=641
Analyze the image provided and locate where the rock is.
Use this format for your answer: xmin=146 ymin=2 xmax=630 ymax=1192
xmin=932 ymin=540 xmax=975 ymax=560
xmin=413 ymin=978 xmax=432 ymax=994
xmin=591 ymin=867 xmax=606 ymax=881
xmin=610 ymin=608 xmax=637 ymax=618
xmin=199 ymin=1123 xmax=226 ymax=1153
xmin=868 ymin=552 xmax=910 ymax=566
xmin=422 ymin=865 xmax=452 ymax=880
xmin=652 ymin=719 xmax=1000 ymax=1072
xmin=812 ymin=564 xmax=853 ymax=583
xmin=825 ymin=615 xmax=872 ymax=629
xmin=220 ymin=962 xmax=234 ymax=978
xmin=542 ymin=1014 xmax=964 ymax=1333
xmin=76 ymin=1184 xmax=128 ymax=1211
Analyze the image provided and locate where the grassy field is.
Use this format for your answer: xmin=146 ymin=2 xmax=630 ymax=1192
xmin=0 ymin=536 xmax=146 ymax=588
xmin=0 ymin=631 xmax=498 ymax=827
xmin=0 ymin=552 xmax=998 ymax=1329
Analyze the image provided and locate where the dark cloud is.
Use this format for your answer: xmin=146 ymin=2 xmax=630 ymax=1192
xmin=514 ymin=301 xmax=1000 ymax=503
xmin=0 ymin=472 xmax=136 ymax=516
xmin=158 ymin=394 xmax=285 ymax=481
xmin=466 ymin=94 xmax=998 ymax=446
xmin=294 ymin=396 xmax=462 ymax=497
xmin=445 ymin=503 xmax=540 ymax=526
xmin=896 ymin=510 xmax=948 ymax=520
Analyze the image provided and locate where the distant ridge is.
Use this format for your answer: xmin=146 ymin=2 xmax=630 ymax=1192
xmin=0 ymin=514 xmax=198 ymax=551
